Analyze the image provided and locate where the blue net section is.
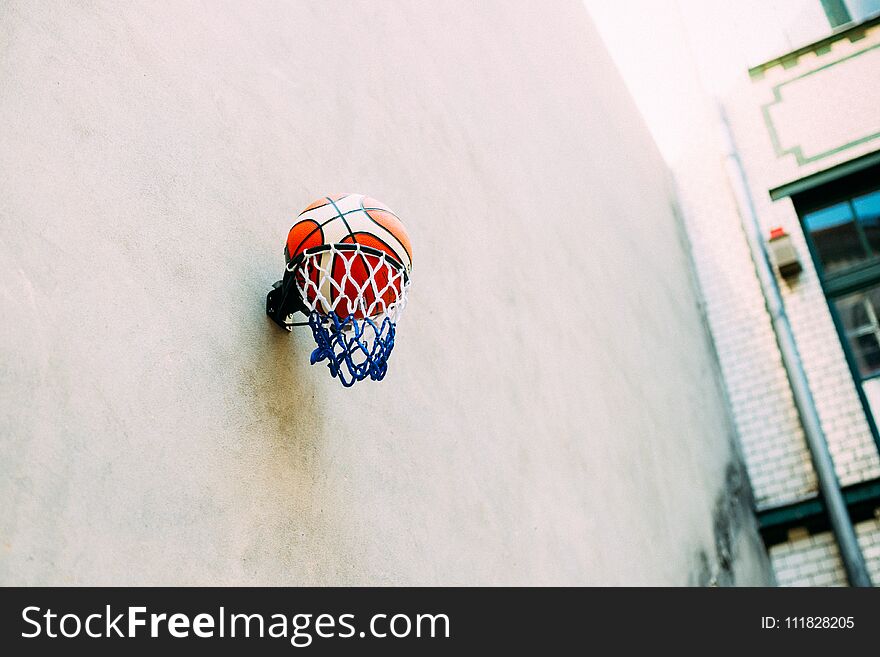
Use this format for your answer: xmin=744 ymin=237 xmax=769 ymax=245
xmin=307 ymin=311 xmax=397 ymax=387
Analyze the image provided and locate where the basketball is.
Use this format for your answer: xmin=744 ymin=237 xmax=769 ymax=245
xmin=285 ymin=194 xmax=413 ymax=319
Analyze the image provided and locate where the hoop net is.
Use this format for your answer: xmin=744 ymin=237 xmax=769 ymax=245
xmin=288 ymin=243 xmax=411 ymax=387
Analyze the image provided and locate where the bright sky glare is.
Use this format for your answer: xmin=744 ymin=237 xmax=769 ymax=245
xmin=582 ymin=0 xmax=856 ymax=164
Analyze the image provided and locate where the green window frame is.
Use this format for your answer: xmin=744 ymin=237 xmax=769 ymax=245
xmin=792 ymin=161 xmax=880 ymax=448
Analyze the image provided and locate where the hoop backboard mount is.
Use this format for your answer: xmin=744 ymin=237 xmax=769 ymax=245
xmin=266 ymin=274 xmax=308 ymax=330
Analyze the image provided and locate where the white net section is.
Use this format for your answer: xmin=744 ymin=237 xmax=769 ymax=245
xmin=288 ymin=243 xmax=410 ymax=324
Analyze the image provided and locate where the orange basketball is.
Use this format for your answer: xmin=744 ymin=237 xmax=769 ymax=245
xmin=286 ymin=194 xmax=412 ymax=319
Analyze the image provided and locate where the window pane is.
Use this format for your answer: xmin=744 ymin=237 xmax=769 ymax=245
xmin=861 ymin=377 xmax=880 ymax=428
xmin=844 ymin=0 xmax=880 ymax=22
xmin=854 ymin=190 xmax=880 ymax=255
xmin=837 ymin=294 xmax=870 ymax=330
xmin=855 ymin=333 xmax=880 ymax=372
xmin=834 ymin=285 xmax=880 ymax=378
xmin=803 ymin=201 xmax=867 ymax=274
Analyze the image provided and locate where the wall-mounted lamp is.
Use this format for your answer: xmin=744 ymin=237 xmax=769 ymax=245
xmin=768 ymin=227 xmax=802 ymax=279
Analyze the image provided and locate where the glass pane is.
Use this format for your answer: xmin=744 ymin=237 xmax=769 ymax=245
xmin=854 ymin=190 xmax=880 ymax=256
xmin=844 ymin=0 xmax=880 ymax=22
xmin=861 ymin=377 xmax=880 ymax=427
xmin=803 ymin=201 xmax=866 ymax=274
xmin=834 ymin=284 xmax=880 ymax=378
xmin=855 ymin=333 xmax=880 ymax=372
xmin=837 ymin=294 xmax=870 ymax=330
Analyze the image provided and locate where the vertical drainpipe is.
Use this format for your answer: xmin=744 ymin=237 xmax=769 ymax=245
xmin=717 ymin=106 xmax=872 ymax=587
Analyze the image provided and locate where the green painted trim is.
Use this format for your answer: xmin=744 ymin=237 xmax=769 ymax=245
xmin=769 ymin=150 xmax=880 ymax=200
xmin=749 ymin=13 xmax=880 ymax=76
xmin=847 ymin=479 xmax=880 ymax=506
xmin=821 ymin=258 xmax=880 ymax=296
xmin=820 ymin=0 xmax=852 ymax=28
xmin=761 ymin=43 xmax=880 ymax=166
xmin=758 ymin=498 xmax=823 ymax=530
xmin=758 ymin=479 xmax=880 ymax=546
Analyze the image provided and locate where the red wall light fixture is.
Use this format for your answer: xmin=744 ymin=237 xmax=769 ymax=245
xmin=767 ymin=227 xmax=802 ymax=279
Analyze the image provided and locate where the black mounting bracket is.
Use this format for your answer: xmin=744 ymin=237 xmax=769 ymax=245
xmin=266 ymin=273 xmax=308 ymax=330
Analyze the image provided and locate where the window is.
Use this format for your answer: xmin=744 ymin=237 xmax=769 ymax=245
xmin=834 ymin=284 xmax=880 ymax=378
xmin=821 ymin=0 xmax=852 ymax=27
xmin=842 ymin=0 xmax=880 ymax=23
xmin=793 ymin=161 xmax=880 ymax=425
xmin=821 ymin=0 xmax=880 ymax=27
xmin=793 ymin=162 xmax=880 ymax=289
xmin=802 ymin=190 xmax=880 ymax=274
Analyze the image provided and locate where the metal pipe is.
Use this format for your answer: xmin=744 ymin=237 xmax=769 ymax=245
xmin=717 ymin=106 xmax=872 ymax=587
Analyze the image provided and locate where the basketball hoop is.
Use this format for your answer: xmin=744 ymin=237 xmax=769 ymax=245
xmin=266 ymin=194 xmax=413 ymax=387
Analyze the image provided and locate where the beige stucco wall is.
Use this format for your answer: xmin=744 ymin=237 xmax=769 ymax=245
xmin=0 ymin=0 xmax=770 ymax=585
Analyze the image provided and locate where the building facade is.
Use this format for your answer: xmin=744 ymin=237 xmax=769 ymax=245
xmin=683 ymin=3 xmax=880 ymax=585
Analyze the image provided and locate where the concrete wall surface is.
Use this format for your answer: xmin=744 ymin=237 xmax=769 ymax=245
xmin=0 ymin=0 xmax=770 ymax=585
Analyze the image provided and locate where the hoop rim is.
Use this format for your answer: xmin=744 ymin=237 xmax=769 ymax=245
xmin=286 ymin=242 xmax=410 ymax=283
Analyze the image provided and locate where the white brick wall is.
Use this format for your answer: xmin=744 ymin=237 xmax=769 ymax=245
xmin=698 ymin=24 xmax=880 ymax=588
xmin=676 ymin=28 xmax=880 ymax=512
xmin=769 ymin=530 xmax=847 ymax=586
xmin=769 ymin=514 xmax=880 ymax=586
xmin=857 ymin=516 xmax=880 ymax=584
xmin=720 ymin=24 xmax=880 ymax=494
xmin=677 ymin=161 xmax=818 ymax=509
xmin=676 ymin=57 xmax=880 ymax=583
xmin=597 ymin=2 xmax=880 ymax=584
xmin=680 ymin=130 xmax=880 ymax=510
xmin=747 ymin=196 xmax=880 ymax=489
